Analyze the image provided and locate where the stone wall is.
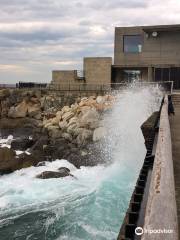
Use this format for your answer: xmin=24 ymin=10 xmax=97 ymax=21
xmin=84 ymin=57 xmax=112 ymax=85
xmin=52 ymin=70 xmax=76 ymax=85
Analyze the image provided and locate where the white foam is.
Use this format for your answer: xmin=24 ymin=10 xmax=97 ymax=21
xmin=0 ymin=86 xmax=163 ymax=239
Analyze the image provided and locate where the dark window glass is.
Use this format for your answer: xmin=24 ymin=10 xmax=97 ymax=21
xmin=123 ymin=35 xmax=142 ymax=53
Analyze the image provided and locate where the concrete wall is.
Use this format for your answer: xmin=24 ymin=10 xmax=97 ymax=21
xmin=52 ymin=70 xmax=76 ymax=84
xmin=114 ymin=25 xmax=180 ymax=67
xmin=142 ymin=96 xmax=178 ymax=240
xmin=84 ymin=57 xmax=112 ymax=85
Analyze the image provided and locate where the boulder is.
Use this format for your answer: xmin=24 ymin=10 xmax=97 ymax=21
xmin=62 ymin=132 xmax=73 ymax=142
xmin=33 ymin=113 xmax=42 ymax=120
xmin=0 ymin=118 xmax=42 ymax=139
xmin=27 ymin=103 xmax=41 ymax=118
xmin=30 ymin=97 xmax=40 ymax=104
xmin=79 ymin=105 xmax=92 ymax=114
xmin=36 ymin=161 xmax=46 ymax=167
xmin=30 ymin=135 xmax=49 ymax=152
xmin=11 ymin=138 xmax=35 ymax=151
xmin=96 ymin=96 xmax=105 ymax=104
xmin=36 ymin=170 xmax=72 ymax=179
xmin=73 ymin=127 xmax=84 ymax=137
xmin=8 ymin=101 xmax=28 ymax=118
xmin=61 ymin=106 xmax=70 ymax=113
xmin=58 ymin=167 xmax=70 ymax=172
xmin=18 ymin=150 xmax=45 ymax=168
xmin=79 ymin=108 xmax=99 ymax=129
xmin=48 ymin=127 xmax=62 ymax=139
xmin=0 ymin=89 xmax=10 ymax=100
xmin=0 ymin=147 xmax=39 ymax=173
xmin=67 ymin=123 xmax=78 ymax=135
xmin=59 ymin=120 xmax=68 ymax=130
xmin=62 ymin=111 xmax=74 ymax=122
xmin=50 ymin=117 xmax=60 ymax=126
xmin=55 ymin=111 xmax=62 ymax=120
xmin=68 ymin=117 xmax=78 ymax=126
xmin=76 ymin=129 xmax=92 ymax=146
xmin=93 ymin=127 xmax=107 ymax=142
xmin=0 ymin=148 xmax=16 ymax=173
xmin=44 ymin=143 xmax=67 ymax=160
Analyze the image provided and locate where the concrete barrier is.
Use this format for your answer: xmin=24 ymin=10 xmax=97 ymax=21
xmin=141 ymin=95 xmax=178 ymax=240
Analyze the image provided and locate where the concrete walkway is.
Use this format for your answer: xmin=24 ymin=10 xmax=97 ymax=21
xmin=170 ymin=94 xmax=180 ymax=235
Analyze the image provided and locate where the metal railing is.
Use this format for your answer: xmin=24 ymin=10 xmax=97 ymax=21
xmin=0 ymin=81 xmax=174 ymax=93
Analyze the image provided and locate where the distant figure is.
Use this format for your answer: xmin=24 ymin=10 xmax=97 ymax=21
xmin=168 ymin=95 xmax=175 ymax=115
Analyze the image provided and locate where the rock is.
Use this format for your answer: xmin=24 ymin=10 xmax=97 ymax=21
xmin=73 ymin=127 xmax=84 ymax=137
xmin=30 ymin=135 xmax=49 ymax=152
xmin=36 ymin=170 xmax=72 ymax=179
xmin=51 ymin=116 xmax=60 ymax=125
xmin=33 ymin=112 xmax=42 ymax=120
xmin=62 ymin=111 xmax=74 ymax=122
xmin=48 ymin=127 xmax=62 ymax=139
xmin=36 ymin=161 xmax=46 ymax=167
xmin=47 ymin=125 xmax=59 ymax=131
xmin=80 ymin=105 xmax=92 ymax=114
xmin=11 ymin=138 xmax=35 ymax=151
xmin=0 ymin=147 xmax=40 ymax=173
xmin=0 ymin=100 xmax=9 ymax=118
xmin=62 ymin=132 xmax=73 ymax=142
xmin=61 ymin=106 xmax=70 ymax=113
xmin=58 ymin=167 xmax=70 ymax=172
xmin=76 ymin=129 xmax=92 ymax=146
xmin=93 ymin=127 xmax=107 ymax=141
xmin=55 ymin=111 xmax=62 ymax=121
xmin=0 ymin=148 xmax=16 ymax=173
xmin=59 ymin=120 xmax=68 ymax=130
xmin=67 ymin=123 xmax=78 ymax=135
xmin=0 ymin=89 xmax=10 ymax=100
xmin=8 ymin=101 xmax=28 ymax=118
xmin=96 ymin=96 xmax=105 ymax=104
xmin=79 ymin=108 xmax=99 ymax=129
xmin=44 ymin=122 xmax=53 ymax=129
xmin=44 ymin=144 xmax=67 ymax=160
xmin=94 ymin=103 xmax=109 ymax=112
xmin=18 ymin=150 xmax=45 ymax=168
xmin=67 ymin=153 xmax=82 ymax=168
xmin=27 ymin=103 xmax=41 ymax=118
xmin=68 ymin=117 xmax=78 ymax=126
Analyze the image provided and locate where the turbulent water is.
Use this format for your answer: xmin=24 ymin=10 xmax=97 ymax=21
xmin=0 ymin=86 xmax=162 ymax=240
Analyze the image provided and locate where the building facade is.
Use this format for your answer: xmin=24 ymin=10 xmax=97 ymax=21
xmin=51 ymin=24 xmax=180 ymax=89
xmin=51 ymin=57 xmax=112 ymax=88
xmin=113 ymin=24 xmax=180 ymax=88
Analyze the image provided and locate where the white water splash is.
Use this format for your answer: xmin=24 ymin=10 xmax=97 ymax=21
xmin=0 ymin=86 xmax=162 ymax=240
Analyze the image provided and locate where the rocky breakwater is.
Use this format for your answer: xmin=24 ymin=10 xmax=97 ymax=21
xmin=0 ymin=88 xmax=116 ymax=176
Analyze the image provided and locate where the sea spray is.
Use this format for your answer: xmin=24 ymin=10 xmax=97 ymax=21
xmin=0 ymin=86 xmax=162 ymax=240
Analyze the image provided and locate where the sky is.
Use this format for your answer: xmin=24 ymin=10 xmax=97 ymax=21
xmin=0 ymin=0 xmax=180 ymax=84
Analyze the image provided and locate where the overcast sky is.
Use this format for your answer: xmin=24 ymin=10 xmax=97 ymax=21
xmin=0 ymin=0 xmax=180 ymax=84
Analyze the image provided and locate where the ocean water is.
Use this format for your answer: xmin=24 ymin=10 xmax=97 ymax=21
xmin=0 ymin=86 xmax=162 ymax=240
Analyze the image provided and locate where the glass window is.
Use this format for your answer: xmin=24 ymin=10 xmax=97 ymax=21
xmin=123 ymin=35 xmax=142 ymax=53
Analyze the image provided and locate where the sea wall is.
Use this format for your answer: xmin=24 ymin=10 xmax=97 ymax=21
xmin=142 ymin=96 xmax=178 ymax=240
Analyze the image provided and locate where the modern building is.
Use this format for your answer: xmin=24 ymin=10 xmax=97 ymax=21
xmin=51 ymin=57 xmax=112 ymax=88
xmin=113 ymin=24 xmax=180 ymax=88
xmin=51 ymin=24 xmax=180 ymax=89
